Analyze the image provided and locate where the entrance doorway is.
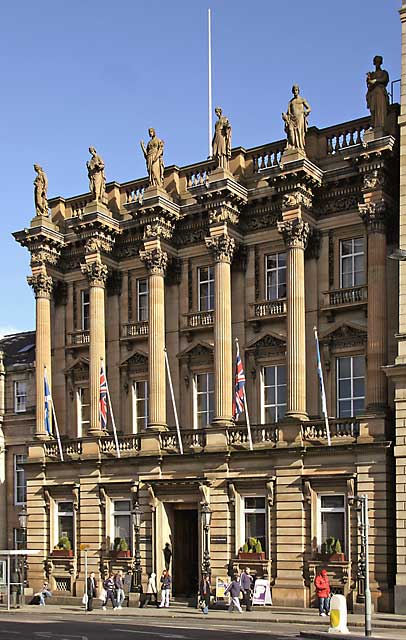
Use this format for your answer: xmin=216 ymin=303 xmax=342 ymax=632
xmin=173 ymin=509 xmax=198 ymax=596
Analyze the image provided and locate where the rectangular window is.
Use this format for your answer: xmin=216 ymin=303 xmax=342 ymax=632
xmin=198 ymin=266 xmax=215 ymax=312
xmin=81 ymin=290 xmax=90 ymax=331
xmin=261 ymin=365 xmax=287 ymax=423
xmin=137 ymin=278 xmax=149 ymax=322
xmin=13 ymin=528 xmax=26 ymax=550
xmin=194 ymin=373 xmax=214 ymax=428
xmin=14 ymin=381 xmax=27 ymax=413
xmin=340 ymin=238 xmax=365 ymax=288
xmin=132 ymin=380 xmax=148 ymax=432
xmin=244 ymin=497 xmax=266 ymax=553
xmin=337 ymin=355 xmax=365 ymax=418
xmin=265 ymin=253 xmax=286 ymax=300
xmin=57 ymin=501 xmax=74 ymax=551
xmin=319 ymin=494 xmax=346 ymax=555
xmin=14 ymin=454 xmax=27 ymax=505
xmin=77 ymin=387 xmax=90 ymax=438
xmin=112 ymin=500 xmax=132 ymax=549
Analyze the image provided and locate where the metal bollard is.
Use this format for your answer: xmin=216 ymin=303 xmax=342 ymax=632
xmin=329 ymin=593 xmax=349 ymax=634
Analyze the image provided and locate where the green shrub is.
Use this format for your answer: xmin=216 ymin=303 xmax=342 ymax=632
xmin=57 ymin=536 xmax=71 ymax=551
xmin=119 ymin=538 xmax=128 ymax=552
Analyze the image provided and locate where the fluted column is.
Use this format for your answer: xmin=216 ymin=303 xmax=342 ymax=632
xmin=359 ymin=201 xmax=388 ymax=409
xmin=81 ymin=260 xmax=108 ymax=434
xmin=277 ymin=219 xmax=310 ymax=420
xmin=28 ymin=270 xmax=53 ymax=438
xmin=205 ymin=233 xmax=235 ymax=426
xmin=140 ymin=246 xmax=168 ymax=430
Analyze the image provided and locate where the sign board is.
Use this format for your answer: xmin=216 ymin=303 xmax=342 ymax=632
xmin=80 ymin=544 xmax=90 ymax=551
xmin=252 ymin=578 xmax=272 ymax=606
xmin=215 ymin=576 xmax=229 ymax=600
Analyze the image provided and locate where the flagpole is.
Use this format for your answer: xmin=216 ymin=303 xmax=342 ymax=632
xmin=313 ymin=327 xmax=331 ymax=446
xmin=44 ymin=366 xmax=64 ymax=462
xmin=235 ymin=338 xmax=253 ymax=451
xmin=208 ymin=7 xmax=213 ymax=158
xmin=164 ymin=348 xmax=183 ymax=455
xmin=102 ymin=359 xmax=121 ymax=459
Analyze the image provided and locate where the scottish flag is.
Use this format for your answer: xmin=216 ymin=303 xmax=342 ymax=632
xmin=44 ymin=372 xmax=52 ymax=436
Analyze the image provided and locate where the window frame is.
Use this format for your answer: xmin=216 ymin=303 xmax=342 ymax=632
xmin=193 ymin=372 xmax=214 ymax=429
xmin=14 ymin=454 xmax=27 ymax=506
xmin=336 ymin=355 xmax=365 ymax=418
xmin=198 ymin=266 xmax=215 ymax=312
xmin=110 ymin=499 xmax=132 ymax=550
xmin=14 ymin=381 xmax=27 ymax=414
xmin=132 ymin=379 xmax=149 ymax=433
xmin=76 ymin=386 xmax=90 ymax=438
xmin=339 ymin=237 xmax=365 ymax=289
xmin=136 ymin=278 xmax=149 ymax=322
xmin=265 ymin=252 xmax=287 ymax=301
xmin=241 ymin=495 xmax=267 ymax=557
xmin=80 ymin=289 xmax=90 ymax=331
xmin=317 ymin=492 xmax=346 ymax=556
xmin=260 ymin=364 xmax=287 ymax=424
xmin=54 ymin=500 xmax=75 ymax=551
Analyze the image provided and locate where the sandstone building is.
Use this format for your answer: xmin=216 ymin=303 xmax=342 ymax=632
xmin=5 ymin=65 xmax=402 ymax=611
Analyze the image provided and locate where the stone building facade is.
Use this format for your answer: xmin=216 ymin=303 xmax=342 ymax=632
xmin=12 ymin=100 xmax=400 ymax=610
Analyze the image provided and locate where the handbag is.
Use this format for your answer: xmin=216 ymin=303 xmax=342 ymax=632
xmin=82 ymin=593 xmax=88 ymax=605
xmin=98 ymin=588 xmax=107 ymax=602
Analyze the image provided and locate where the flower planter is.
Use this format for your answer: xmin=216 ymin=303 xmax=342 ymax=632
xmin=238 ymin=552 xmax=266 ymax=561
xmin=329 ymin=553 xmax=345 ymax=562
xmin=51 ymin=549 xmax=74 ymax=558
xmin=111 ymin=550 xmax=131 ymax=559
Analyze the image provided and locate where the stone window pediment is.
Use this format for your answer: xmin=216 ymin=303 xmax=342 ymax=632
xmin=319 ymin=322 xmax=367 ymax=350
xmin=120 ymin=350 xmax=148 ymax=374
xmin=246 ymin=332 xmax=286 ymax=359
xmin=177 ymin=341 xmax=214 ymax=367
xmin=65 ymin=357 xmax=89 ymax=384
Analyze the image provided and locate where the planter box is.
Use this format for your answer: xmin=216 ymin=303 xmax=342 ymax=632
xmin=329 ymin=553 xmax=345 ymax=562
xmin=111 ymin=550 xmax=131 ymax=558
xmin=238 ymin=552 xmax=266 ymax=561
xmin=51 ymin=549 xmax=73 ymax=558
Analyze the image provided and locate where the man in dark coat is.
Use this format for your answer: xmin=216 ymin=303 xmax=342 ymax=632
xmin=240 ymin=567 xmax=253 ymax=611
xmin=86 ymin=571 xmax=97 ymax=612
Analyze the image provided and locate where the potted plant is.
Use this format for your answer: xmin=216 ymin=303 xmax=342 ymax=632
xmin=52 ymin=536 xmax=74 ymax=557
xmin=321 ymin=537 xmax=345 ymax=562
xmin=112 ymin=537 xmax=131 ymax=558
xmin=238 ymin=537 xmax=266 ymax=561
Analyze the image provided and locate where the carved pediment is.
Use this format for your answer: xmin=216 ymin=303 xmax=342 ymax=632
xmin=121 ymin=349 xmax=148 ymax=372
xmin=320 ymin=322 xmax=367 ymax=349
xmin=178 ymin=341 xmax=214 ymax=365
xmin=246 ymin=332 xmax=286 ymax=356
xmin=65 ymin=357 xmax=89 ymax=383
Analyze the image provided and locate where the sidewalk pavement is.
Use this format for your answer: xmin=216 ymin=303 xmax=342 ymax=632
xmin=5 ymin=602 xmax=406 ymax=632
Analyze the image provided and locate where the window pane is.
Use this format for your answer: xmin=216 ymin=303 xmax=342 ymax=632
xmin=245 ymin=513 xmax=265 ymax=550
xmin=338 ymin=358 xmax=351 ymax=379
xmin=321 ymin=495 xmax=344 ymax=509
xmin=58 ymin=502 xmax=73 ymax=513
xmin=338 ymin=400 xmax=352 ymax=417
xmin=339 ymin=380 xmax=351 ymax=399
xmin=114 ymin=501 xmax=131 ymax=512
xmin=321 ymin=512 xmax=344 ymax=549
xmin=114 ymin=515 xmax=130 ymax=544
xmin=352 ymin=356 xmax=365 ymax=378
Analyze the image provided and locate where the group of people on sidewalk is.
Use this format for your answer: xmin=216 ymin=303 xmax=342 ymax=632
xmin=85 ymin=570 xmax=125 ymax=612
xmin=224 ymin=567 xmax=254 ymax=613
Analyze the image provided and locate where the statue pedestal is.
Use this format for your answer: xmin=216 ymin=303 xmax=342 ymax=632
xmin=143 ymin=184 xmax=172 ymax=201
xmin=364 ymin=127 xmax=386 ymax=143
xmin=83 ymin=200 xmax=111 ymax=216
xmin=280 ymin=147 xmax=307 ymax=165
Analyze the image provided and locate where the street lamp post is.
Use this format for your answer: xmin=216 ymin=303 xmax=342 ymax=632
xmin=131 ymin=502 xmax=142 ymax=593
xmin=351 ymin=495 xmax=371 ymax=637
xmin=17 ymin=506 xmax=28 ymax=604
xmin=200 ymin=503 xmax=212 ymax=576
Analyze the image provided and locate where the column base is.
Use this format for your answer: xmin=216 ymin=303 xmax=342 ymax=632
xmin=34 ymin=432 xmax=50 ymax=441
xmin=211 ymin=417 xmax=234 ymax=428
xmin=88 ymin=428 xmax=105 ymax=437
xmin=147 ymin=422 xmax=168 ymax=432
xmin=284 ymin=411 xmax=308 ymax=422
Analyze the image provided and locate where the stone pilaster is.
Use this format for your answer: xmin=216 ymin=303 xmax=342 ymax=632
xmin=81 ymin=259 xmax=108 ymax=435
xmin=139 ymin=243 xmax=168 ymax=430
xmin=28 ymin=270 xmax=53 ymax=438
xmin=205 ymin=231 xmax=235 ymax=426
xmin=277 ymin=218 xmax=310 ymax=421
xmin=359 ymin=199 xmax=388 ymax=410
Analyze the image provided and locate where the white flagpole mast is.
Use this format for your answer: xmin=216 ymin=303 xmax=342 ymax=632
xmin=235 ymin=338 xmax=253 ymax=451
xmin=44 ymin=366 xmax=64 ymax=462
xmin=164 ymin=348 xmax=183 ymax=455
xmin=313 ymin=327 xmax=331 ymax=446
xmin=208 ymin=7 xmax=213 ymax=158
xmin=102 ymin=359 xmax=121 ymax=459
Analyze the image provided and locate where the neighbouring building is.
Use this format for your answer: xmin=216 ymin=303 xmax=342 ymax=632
xmin=8 ymin=50 xmax=403 ymax=611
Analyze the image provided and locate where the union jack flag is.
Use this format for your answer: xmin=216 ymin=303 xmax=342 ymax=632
xmin=233 ymin=341 xmax=246 ymax=420
xmin=100 ymin=365 xmax=108 ymax=430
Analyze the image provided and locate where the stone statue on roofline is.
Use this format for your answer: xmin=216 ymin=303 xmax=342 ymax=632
xmin=282 ymin=85 xmax=311 ymax=153
xmin=140 ymin=128 xmax=165 ymax=188
xmin=366 ymin=55 xmax=389 ymax=131
xmin=33 ymin=164 xmax=49 ymax=217
xmin=212 ymin=106 xmax=232 ymax=171
xmin=87 ymin=146 xmax=107 ymax=203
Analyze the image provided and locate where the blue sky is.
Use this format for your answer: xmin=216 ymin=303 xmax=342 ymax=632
xmin=0 ymin=0 xmax=401 ymax=335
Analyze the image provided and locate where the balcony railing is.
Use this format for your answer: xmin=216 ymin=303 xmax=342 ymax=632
xmin=185 ymin=310 xmax=214 ymax=329
xmin=99 ymin=434 xmax=141 ymax=454
xmin=67 ymin=330 xmax=90 ymax=346
xmin=44 ymin=439 xmax=83 ymax=458
xmin=122 ymin=321 xmax=149 ymax=338
xmin=227 ymin=424 xmax=279 ymax=446
xmin=324 ymin=286 xmax=367 ymax=308
xmin=250 ymin=299 xmax=287 ymax=319
xmin=301 ymin=418 xmax=360 ymax=442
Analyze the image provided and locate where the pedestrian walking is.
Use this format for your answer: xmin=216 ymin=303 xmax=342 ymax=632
xmin=199 ymin=572 xmax=211 ymax=614
xmin=86 ymin=572 xmax=97 ymax=612
xmin=314 ymin=568 xmax=331 ymax=616
xmin=159 ymin=569 xmax=172 ymax=608
xmin=240 ymin=567 xmax=253 ymax=611
xmin=103 ymin=573 xmax=118 ymax=611
xmin=114 ymin=570 xmax=125 ymax=609
xmin=142 ymin=572 xmax=158 ymax=607
xmin=224 ymin=575 xmax=243 ymax=613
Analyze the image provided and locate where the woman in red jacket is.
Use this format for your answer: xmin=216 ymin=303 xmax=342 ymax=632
xmin=314 ymin=568 xmax=330 ymax=616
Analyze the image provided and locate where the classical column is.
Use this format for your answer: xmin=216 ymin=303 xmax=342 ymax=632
xmin=277 ymin=219 xmax=310 ymax=420
xmin=81 ymin=260 xmax=108 ymax=435
xmin=139 ymin=246 xmax=168 ymax=430
xmin=359 ymin=201 xmax=387 ymax=409
xmin=205 ymin=233 xmax=235 ymax=426
xmin=27 ymin=271 xmax=53 ymax=438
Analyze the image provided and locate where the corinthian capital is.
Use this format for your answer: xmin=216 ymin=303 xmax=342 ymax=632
xmin=277 ymin=218 xmax=310 ymax=249
xmin=27 ymin=272 xmax=53 ymax=298
xmin=139 ymin=247 xmax=168 ymax=275
xmin=81 ymin=260 xmax=108 ymax=287
xmin=205 ymin=234 xmax=235 ymax=263
xmin=358 ymin=201 xmax=386 ymax=234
